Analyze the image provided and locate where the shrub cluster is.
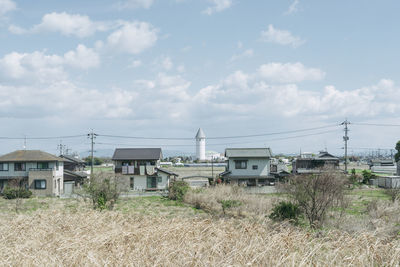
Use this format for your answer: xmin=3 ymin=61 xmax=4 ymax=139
xmin=2 ymin=187 xmax=32 ymax=199
xmin=83 ymin=175 xmax=122 ymax=210
xmin=168 ymin=181 xmax=190 ymax=202
xmin=269 ymin=201 xmax=301 ymax=223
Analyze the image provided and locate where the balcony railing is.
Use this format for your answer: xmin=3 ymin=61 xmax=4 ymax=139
xmin=29 ymin=168 xmax=53 ymax=171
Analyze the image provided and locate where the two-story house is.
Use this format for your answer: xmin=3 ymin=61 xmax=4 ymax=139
xmin=112 ymin=148 xmax=178 ymax=191
xmin=219 ymin=148 xmax=274 ymax=186
xmin=0 ymin=150 xmax=64 ymax=196
xmin=292 ymin=151 xmax=339 ymax=174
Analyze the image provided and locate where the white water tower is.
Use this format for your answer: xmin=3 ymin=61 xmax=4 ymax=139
xmin=195 ymin=128 xmax=206 ymax=161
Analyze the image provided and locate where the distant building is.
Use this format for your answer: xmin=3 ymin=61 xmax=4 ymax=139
xmin=369 ymin=159 xmax=397 ymax=174
xmin=112 ymin=148 xmax=178 ymax=191
xmin=195 ymin=128 xmax=206 ymax=161
xmin=292 ymin=151 xmax=339 ymax=174
xmin=0 ymin=150 xmax=64 ymax=196
xmin=270 ymin=158 xmax=290 ymax=179
xmin=59 ymin=154 xmax=88 ymax=187
xmin=219 ymin=148 xmax=274 ymax=186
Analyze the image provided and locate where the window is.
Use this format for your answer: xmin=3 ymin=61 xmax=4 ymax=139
xmin=34 ymin=180 xmax=46 ymax=189
xmin=37 ymin=162 xmax=49 ymax=169
xmin=0 ymin=163 xmax=8 ymax=171
xmin=14 ymin=163 xmax=25 ymax=171
xmin=130 ymin=177 xmax=134 ymax=190
xmin=252 ymin=165 xmax=258 ymax=170
xmin=157 ymin=176 xmax=162 ymax=183
xmin=235 ymin=160 xmax=247 ymax=169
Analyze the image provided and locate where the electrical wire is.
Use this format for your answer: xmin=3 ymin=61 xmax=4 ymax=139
xmin=97 ymin=124 xmax=340 ymax=140
xmin=352 ymin=122 xmax=400 ymax=127
xmin=0 ymin=134 xmax=87 ymax=140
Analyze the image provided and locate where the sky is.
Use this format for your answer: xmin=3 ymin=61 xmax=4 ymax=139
xmin=0 ymin=0 xmax=400 ymax=157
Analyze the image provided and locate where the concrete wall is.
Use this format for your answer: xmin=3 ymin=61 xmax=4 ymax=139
xmin=28 ymin=170 xmax=54 ymax=196
xmin=228 ymin=158 xmax=270 ymax=177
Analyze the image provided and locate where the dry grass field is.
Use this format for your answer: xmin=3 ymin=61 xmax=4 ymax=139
xmin=0 ymin=186 xmax=399 ymax=266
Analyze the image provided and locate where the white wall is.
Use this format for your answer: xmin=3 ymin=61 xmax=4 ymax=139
xmin=196 ymin=138 xmax=206 ymax=161
xmin=228 ymin=158 xmax=270 ymax=177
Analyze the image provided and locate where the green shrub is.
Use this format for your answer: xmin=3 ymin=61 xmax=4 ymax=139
xmin=168 ymin=181 xmax=190 ymax=202
xmin=269 ymin=201 xmax=301 ymax=223
xmin=82 ymin=174 xmax=122 ymax=210
xmin=361 ymin=170 xmax=376 ymax=184
xmin=218 ymin=199 xmax=242 ymax=215
xmin=2 ymin=187 xmax=32 ymax=199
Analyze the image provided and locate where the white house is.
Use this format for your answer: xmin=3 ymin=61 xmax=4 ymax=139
xmin=220 ymin=148 xmax=274 ymax=186
xmin=112 ymin=148 xmax=178 ymax=191
xmin=0 ymin=150 xmax=64 ymax=196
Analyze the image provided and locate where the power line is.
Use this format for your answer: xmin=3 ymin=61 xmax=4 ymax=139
xmin=97 ymin=124 xmax=340 ymax=141
xmin=0 ymin=134 xmax=86 ymax=140
xmin=352 ymin=122 xmax=400 ymax=127
xmin=95 ymin=129 xmax=340 ymax=147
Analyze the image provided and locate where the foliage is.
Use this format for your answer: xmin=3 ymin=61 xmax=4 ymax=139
xmin=83 ymin=156 xmax=104 ymax=166
xmin=395 ymin=140 xmax=400 ymax=162
xmin=361 ymin=170 xmax=376 ymax=184
xmin=168 ymin=181 xmax=190 ymax=202
xmin=82 ymin=173 xmax=123 ymax=210
xmin=217 ymin=199 xmax=242 ymax=215
xmin=2 ymin=187 xmax=32 ymax=199
xmin=269 ymin=201 xmax=301 ymax=223
xmin=282 ymin=170 xmax=348 ymax=228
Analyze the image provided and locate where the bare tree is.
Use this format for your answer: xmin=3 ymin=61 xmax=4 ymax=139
xmin=282 ymin=169 xmax=348 ymax=228
xmin=4 ymin=178 xmax=31 ymax=213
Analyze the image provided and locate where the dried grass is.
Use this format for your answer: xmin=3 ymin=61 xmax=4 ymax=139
xmin=0 ymin=208 xmax=399 ymax=266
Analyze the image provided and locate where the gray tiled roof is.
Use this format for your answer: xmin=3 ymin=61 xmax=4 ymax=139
xmin=0 ymin=150 xmax=63 ymax=162
xmin=112 ymin=148 xmax=162 ymax=160
xmin=225 ymin=148 xmax=272 ymax=158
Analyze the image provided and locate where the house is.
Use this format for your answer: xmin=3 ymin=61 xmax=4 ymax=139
xmin=270 ymin=158 xmax=290 ymax=180
xmin=292 ymin=151 xmax=339 ymax=174
xmin=59 ymin=154 xmax=88 ymax=187
xmin=112 ymin=148 xmax=178 ymax=191
xmin=219 ymin=148 xmax=274 ymax=186
xmin=368 ymin=159 xmax=397 ymax=174
xmin=0 ymin=150 xmax=64 ymax=196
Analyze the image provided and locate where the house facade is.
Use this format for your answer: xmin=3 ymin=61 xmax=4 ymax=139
xmin=112 ymin=148 xmax=178 ymax=191
xmin=292 ymin=151 xmax=339 ymax=174
xmin=59 ymin=154 xmax=88 ymax=187
xmin=220 ymin=148 xmax=274 ymax=186
xmin=0 ymin=150 xmax=64 ymax=196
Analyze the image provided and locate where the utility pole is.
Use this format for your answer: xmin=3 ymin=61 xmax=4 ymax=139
xmin=88 ymin=130 xmax=97 ymax=178
xmin=341 ymin=119 xmax=350 ymax=174
xmin=58 ymin=140 xmax=65 ymax=155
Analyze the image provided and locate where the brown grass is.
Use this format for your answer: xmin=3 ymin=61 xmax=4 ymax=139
xmin=1 ymin=208 xmax=400 ymax=266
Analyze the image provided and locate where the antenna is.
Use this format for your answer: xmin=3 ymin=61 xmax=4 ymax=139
xmin=23 ymin=135 xmax=27 ymax=150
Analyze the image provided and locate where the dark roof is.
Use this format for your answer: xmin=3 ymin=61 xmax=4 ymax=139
xmin=64 ymin=170 xmax=88 ymax=178
xmin=112 ymin=148 xmax=162 ymax=160
xmin=225 ymin=148 xmax=272 ymax=158
xmin=60 ymin=155 xmax=85 ymax=164
xmin=0 ymin=150 xmax=63 ymax=162
xmin=156 ymin=167 xmax=179 ymax=176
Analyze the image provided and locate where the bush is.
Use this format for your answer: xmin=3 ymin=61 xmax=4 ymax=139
xmin=168 ymin=181 xmax=189 ymax=202
xmin=82 ymin=173 xmax=123 ymax=210
xmin=269 ymin=201 xmax=301 ymax=223
xmin=2 ymin=187 xmax=32 ymax=199
xmin=218 ymin=199 xmax=242 ymax=215
xmin=361 ymin=170 xmax=376 ymax=184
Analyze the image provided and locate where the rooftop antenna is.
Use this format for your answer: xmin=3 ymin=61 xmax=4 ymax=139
xmin=324 ymin=141 xmax=327 ymax=152
xmin=23 ymin=135 xmax=27 ymax=150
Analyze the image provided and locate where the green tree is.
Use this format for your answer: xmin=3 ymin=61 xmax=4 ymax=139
xmin=395 ymin=140 xmax=400 ymax=162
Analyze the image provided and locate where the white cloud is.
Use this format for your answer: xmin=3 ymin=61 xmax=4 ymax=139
xmin=129 ymin=60 xmax=142 ymax=68
xmin=0 ymin=82 xmax=138 ymax=119
xmin=8 ymin=24 xmax=26 ymax=34
xmin=285 ymin=0 xmax=300 ymax=15
xmin=0 ymin=0 xmax=15 ymax=17
xmin=107 ymin=21 xmax=158 ymax=54
xmin=258 ymin=62 xmax=325 ymax=83
xmin=161 ymin=56 xmax=173 ymax=70
xmin=203 ymin=0 xmax=232 ymax=15
xmin=177 ymin=64 xmax=185 ymax=73
xmin=116 ymin=0 xmax=154 ymax=9
xmin=31 ymin=12 xmax=109 ymax=38
xmin=0 ymin=45 xmax=100 ymax=83
xmin=230 ymin=49 xmax=253 ymax=62
xmin=261 ymin=24 xmax=305 ymax=47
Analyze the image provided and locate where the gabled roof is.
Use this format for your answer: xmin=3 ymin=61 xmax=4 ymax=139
xmin=156 ymin=167 xmax=179 ymax=176
xmin=112 ymin=148 xmax=162 ymax=161
xmin=225 ymin=148 xmax=272 ymax=158
xmin=195 ymin=128 xmax=206 ymax=139
xmin=60 ymin=155 xmax=85 ymax=164
xmin=0 ymin=150 xmax=63 ymax=162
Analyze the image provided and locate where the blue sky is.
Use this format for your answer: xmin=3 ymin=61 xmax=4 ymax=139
xmin=0 ymin=0 xmax=399 ymax=157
